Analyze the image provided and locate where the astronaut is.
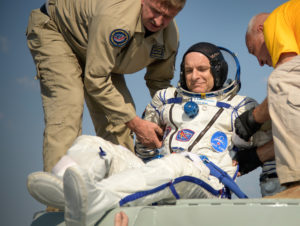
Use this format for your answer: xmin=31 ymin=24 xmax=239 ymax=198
xmin=27 ymin=42 xmax=271 ymax=226
xmin=134 ymin=42 xmax=277 ymax=197
xmin=62 ymin=42 xmax=272 ymax=226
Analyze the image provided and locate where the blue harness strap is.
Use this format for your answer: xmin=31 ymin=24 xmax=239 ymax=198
xmin=203 ymin=160 xmax=248 ymax=199
xmin=119 ymin=181 xmax=171 ymax=206
xmin=119 ymin=159 xmax=247 ymax=207
xmin=168 ymin=181 xmax=180 ymax=199
xmin=119 ymin=176 xmax=220 ymax=207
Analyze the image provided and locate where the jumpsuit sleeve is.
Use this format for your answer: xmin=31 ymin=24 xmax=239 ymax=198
xmin=142 ymin=89 xmax=167 ymax=126
xmin=135 ymin=89 xmax=167 ymax=154
xmin=145 ymin=55 xmax=176 ymax=97
xmin=83 ymin=8 xmax=137 ymax=126
xmin=144 ymin=21 xmax=179 ymax=97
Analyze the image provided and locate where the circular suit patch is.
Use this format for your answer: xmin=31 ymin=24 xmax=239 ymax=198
xmin=109 ymin=29 xmax=129 ymax=47
xmin=211 ymin=131 xmax=228 ymax=152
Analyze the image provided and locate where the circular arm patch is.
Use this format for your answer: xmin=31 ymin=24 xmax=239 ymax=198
xmin=109 ymin=29 xmax=130 ymax=47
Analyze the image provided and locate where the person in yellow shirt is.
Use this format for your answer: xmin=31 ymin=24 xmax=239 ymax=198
xmin=26 ymin=0 xmax=186 ymax=173
xmin=234 ymin=0 xmax=300 ymax=198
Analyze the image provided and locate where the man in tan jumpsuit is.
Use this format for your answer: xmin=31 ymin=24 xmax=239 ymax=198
xmin=234 ymin=0 xmax=300 ymax=198
xmin=26 ymin=0 xmax=186 ymax=173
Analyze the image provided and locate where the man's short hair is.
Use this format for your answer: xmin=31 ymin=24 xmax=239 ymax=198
xmin=159 ymin=0 xmax=186 ymax=10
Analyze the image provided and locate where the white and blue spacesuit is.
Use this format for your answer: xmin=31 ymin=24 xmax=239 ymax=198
xmin=27 ymin=42 xmax=276 ymax=226
xmin=60 ymin=43 xmax=271 ymax=226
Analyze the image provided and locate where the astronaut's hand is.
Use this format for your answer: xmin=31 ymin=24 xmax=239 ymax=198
xmin=126 ymin=116 xmax=163 ymax=148
xmin=233 ymin=147 xmax=262 ymax=175
xmin=235 ymin=108 xmax=262 ymax=141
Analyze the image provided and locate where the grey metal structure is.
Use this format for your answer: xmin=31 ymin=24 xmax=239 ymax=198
xmin=31 ymin=199 xmax=300 ymax=226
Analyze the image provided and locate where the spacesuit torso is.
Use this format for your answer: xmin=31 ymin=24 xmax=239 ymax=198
xmin=136 ymin=85 xmax=257 ymax=183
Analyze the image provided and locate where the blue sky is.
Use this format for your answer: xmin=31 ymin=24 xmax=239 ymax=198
xmin=0 ymin=0 xmax=286 ymax=225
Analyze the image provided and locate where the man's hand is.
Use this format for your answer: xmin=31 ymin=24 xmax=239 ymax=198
xmin=235 ymin=108 xmax=262 ymax=141
xmin=114 ymin=211 xmax=128 ymax=226
xmin=126 ymin=116 xmax=163 ymax=148
xmin=233 ymin=147 xmax=262 ymax=175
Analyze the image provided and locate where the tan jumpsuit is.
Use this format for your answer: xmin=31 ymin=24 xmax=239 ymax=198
xmin=26 ymin=0 xmax=179 ymax=172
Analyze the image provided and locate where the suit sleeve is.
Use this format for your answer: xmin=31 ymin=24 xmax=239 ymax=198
xmin=84 ymin=11 xmax=137 ymax=126
xmin=135 ymin=89 xmax=166 ymax=154
xmin=145 ymin=20 xmax=179 ymax=97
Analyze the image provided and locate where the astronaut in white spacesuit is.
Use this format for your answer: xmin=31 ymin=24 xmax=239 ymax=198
xmin=134 ymin=42 xmax=280 ymax=197
xmin=27 ymin=42 xmax=273 ymax=226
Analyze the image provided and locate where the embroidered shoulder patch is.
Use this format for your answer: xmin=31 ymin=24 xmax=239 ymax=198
xmin=211 ymin=131 xmax=228 ymax=152
xmin=150 ymin=44 xmax=165 ymax=59
xmin=109 ymin=29 xmax=129 ymax=47
xmin=176 ymin=129 xmax=195 ymax=142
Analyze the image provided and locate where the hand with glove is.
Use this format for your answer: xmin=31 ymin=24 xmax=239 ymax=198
xmin=235 ymin=108 xmax=263 ymax=141
xmin=233 ymin=147 xmax=263 ymax=176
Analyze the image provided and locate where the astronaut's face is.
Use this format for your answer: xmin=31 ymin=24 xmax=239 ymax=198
xmin=141 ymin=0 xmax=180 ymax=32
xmin=184 ymin=52 xmax=214 ymax=93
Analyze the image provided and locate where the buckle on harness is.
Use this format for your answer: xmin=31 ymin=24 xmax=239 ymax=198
xmin=199 ymin=155 xmax=209 ymax=163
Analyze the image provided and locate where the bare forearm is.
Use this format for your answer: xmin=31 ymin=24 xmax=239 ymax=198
xmin=253 ymin=98 xmax=271 ymax=123
xmin=256 ymin=140 xmax=275 ymax=163
xmin=125 ymin=116 xmax=140 ymax=131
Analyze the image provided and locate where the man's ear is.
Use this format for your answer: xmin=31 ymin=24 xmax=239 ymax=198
xmin=257 ymin=24 xmax=264 ymax=32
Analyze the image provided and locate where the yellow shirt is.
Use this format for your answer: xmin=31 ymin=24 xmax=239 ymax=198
xmin=264 ymin=0 xmax=300 ymax=67
xmin=48 ymin=0 xmax=179 ymax=125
